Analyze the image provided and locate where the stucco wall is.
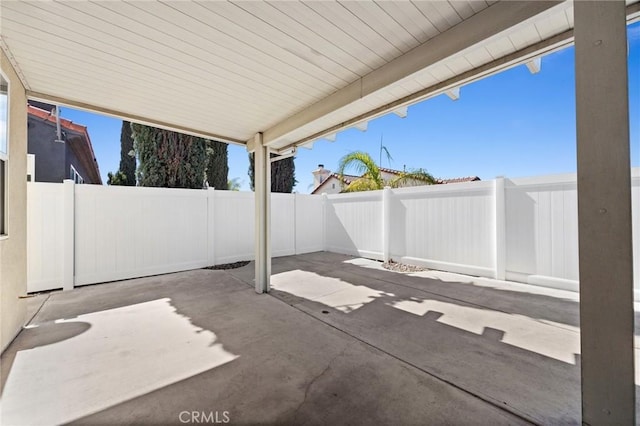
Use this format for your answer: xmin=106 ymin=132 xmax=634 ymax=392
xmin=1 ymin=50 xmax=28 ymax=353
xmin=27 ymin=116 xmax=65 ymax=183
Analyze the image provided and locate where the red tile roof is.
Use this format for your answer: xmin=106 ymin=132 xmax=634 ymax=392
xmin=437 ymin=176 xmax=481 ymax=184
xmin=28 ymin=105 xmax=87 ymax=134
xmin=311 ymin=167 xmax=480 ymax=194
xmin=378 ymin=167 xmax=480 ymax=184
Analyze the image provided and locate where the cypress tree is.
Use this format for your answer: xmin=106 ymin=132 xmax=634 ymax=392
xmin=248 ymin=153 xmax=296 ymax=193
xmin=119 ymin=121 xmax=136 ymax=186
xmin=131 ymin=123 xmax=207 ymax=189
xmin=206 ymin=140 xmax=228 ymax=189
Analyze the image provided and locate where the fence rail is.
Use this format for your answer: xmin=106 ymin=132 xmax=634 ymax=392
xmin=27 ymin=169 xmax=640 ymax=298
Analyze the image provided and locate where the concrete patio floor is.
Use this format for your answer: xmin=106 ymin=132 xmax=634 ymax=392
xmin=1 ymin=252 xmax=630 ymax=425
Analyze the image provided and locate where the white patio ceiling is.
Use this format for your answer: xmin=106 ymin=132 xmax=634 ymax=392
xmin=1 ymin=1 xmax=638 ymax=151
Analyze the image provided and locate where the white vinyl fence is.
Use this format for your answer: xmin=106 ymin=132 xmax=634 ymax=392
xmin=27 ymin=182 xmax=323 ymax=292
xmin=28 ymin=169 xmax=639 ymax=298
xmin=324 ymin=169 xmax=640 ymax=297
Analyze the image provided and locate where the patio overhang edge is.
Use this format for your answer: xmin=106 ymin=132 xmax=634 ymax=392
xmin=261 ymin=0 xmax=563 ymax=149
xmin=273 ymin=1 xmax=640 ymax=154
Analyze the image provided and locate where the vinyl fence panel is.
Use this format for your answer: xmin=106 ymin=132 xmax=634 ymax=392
xmin=27 ymin=183 xmax=64 ymax=292
xmin=74 ymin=185 xmax=209 ymax=286
xmin=389 ymin=181 xmax=495 ymax=277
xmin=325 ymin=191 xmax=383 ymax=260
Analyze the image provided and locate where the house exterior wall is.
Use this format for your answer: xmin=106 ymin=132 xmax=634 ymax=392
xmin=27 ymin=118 xmax=99 ymax=184
xmin=65 ymin=136 xmax=97 ymax=184
xmin=317 ymin=176 xmax=342 ymax=194
xmin=27 ymin=116 xmax=65 ymax=183
xmin=1 ymin=49 xmax=28 ymax=353
xmin=380 ymin=171 xmax=397 ymax=182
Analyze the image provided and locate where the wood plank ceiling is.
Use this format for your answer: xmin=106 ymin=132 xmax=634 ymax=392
xmin=1 ymin=1 xmax=633 ymax=150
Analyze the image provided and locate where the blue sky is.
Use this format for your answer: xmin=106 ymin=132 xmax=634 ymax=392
xmin=62 ymin=22 xmax=639 ymax=193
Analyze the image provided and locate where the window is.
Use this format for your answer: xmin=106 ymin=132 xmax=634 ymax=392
xmin=0 ymin=73 xmax=8 ymax=236
xmin=69 ymin=165 xmax=84 ymax=184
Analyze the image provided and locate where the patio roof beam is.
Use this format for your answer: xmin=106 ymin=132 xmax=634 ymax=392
xmin=262 ymin=1 xmax=562 ymax=147
xmin=288 ymin=29 xmax=573 ymax=149
xmin=574 ymin=1 xmax=635 ymax=423
xmin=26 ymin=91 xmax=246 ymax=147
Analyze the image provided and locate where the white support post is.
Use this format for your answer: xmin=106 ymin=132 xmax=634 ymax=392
xmin=382 ymin=186 xmax=391 ymax=262
xmin=253 ymin=133 xmax=271 ymax=293
xmin=322 ymin=193 xmax=328 ymax=251
xmin=574 ymin=1 xmax=634 ymax=424
xmin=207 ymin=187 xmax=216 ymax=266
xmin=493 ymin=177 xmax=506 ymax=280
xmin=62 ymin=179 xmax=74 ymax=291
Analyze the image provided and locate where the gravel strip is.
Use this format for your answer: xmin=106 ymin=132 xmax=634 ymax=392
xmin=382 ymin=260 xmax=427 ymax=273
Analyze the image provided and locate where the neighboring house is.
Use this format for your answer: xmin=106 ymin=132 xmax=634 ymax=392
xmin=310 ymin=164 xmax=480 ymax=194
xmin=27 ymin=102 xmax=102 ymax=184
xmin=311 ymin=164 xmax=360 ymax=194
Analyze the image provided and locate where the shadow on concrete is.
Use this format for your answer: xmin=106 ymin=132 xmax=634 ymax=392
xmin=1 ymin=272 xmax=240 ymax=425
xmin=228 ymin=252 xmax=586 ymax=425
xmin=2 ymin=265 xmax=529 ymax=425
xmin=6 ymin=252 xmax=637 ymax=425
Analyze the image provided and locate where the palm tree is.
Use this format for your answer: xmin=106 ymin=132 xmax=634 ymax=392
xmin=227 ymin=177 xmax=242 ymax=191
xmin=337 ymin=151 xmax=437 ymax=193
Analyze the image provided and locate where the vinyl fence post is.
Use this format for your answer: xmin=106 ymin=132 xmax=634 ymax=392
xmin=293 ymin=193 xmax=298 ymax=255
xmin=62 ymin=179 xmax=75 ymax=291
xmin=382 ymin=186 xmax=391 ymax=262
xmin=494 ymin=176 xmax=506 ymax=280
xmin=207 ymin=187 xmax=216 ymax=266
xmin=322 ymin=193 xmax=328 ymax=251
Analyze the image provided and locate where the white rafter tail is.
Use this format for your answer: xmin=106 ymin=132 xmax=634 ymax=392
xmin=325 ymin=133 xmax=337 ymax=142
xmin=525 ymin=57 xmax=542 ymax=74
xmin=392 ymin=106 xmax=408 ymax=118
xmin=445 ymin=87 xmax=460 ymax=101
xmin=354 ymin=121 xmax=368 ymax=132
xmin=299 ymin=140 xmax=316 ymax=150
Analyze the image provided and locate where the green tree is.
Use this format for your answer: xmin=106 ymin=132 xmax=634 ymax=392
xmin=206 ymin=140 xmax=228 ymax=189
xmin=107 ymin=170 xmax=128 ymax=186
xmin=106 ymin=121 xmax=137 ymax=186
xmin=119 ymin=121 xmax=136 ymax=185
xmin=227 ymin=177 xmax=242 ymax=191
xmin=248 ymin=153 xmax=296 ymax=193
xmin=337 ymin=151 xmax=436 ymax=193
xmin=131 ymin=123 xmax=207 ymax=189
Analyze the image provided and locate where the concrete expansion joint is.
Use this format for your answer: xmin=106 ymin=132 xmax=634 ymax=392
xmin=291 ymin=344 xmax=350 ymax=420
